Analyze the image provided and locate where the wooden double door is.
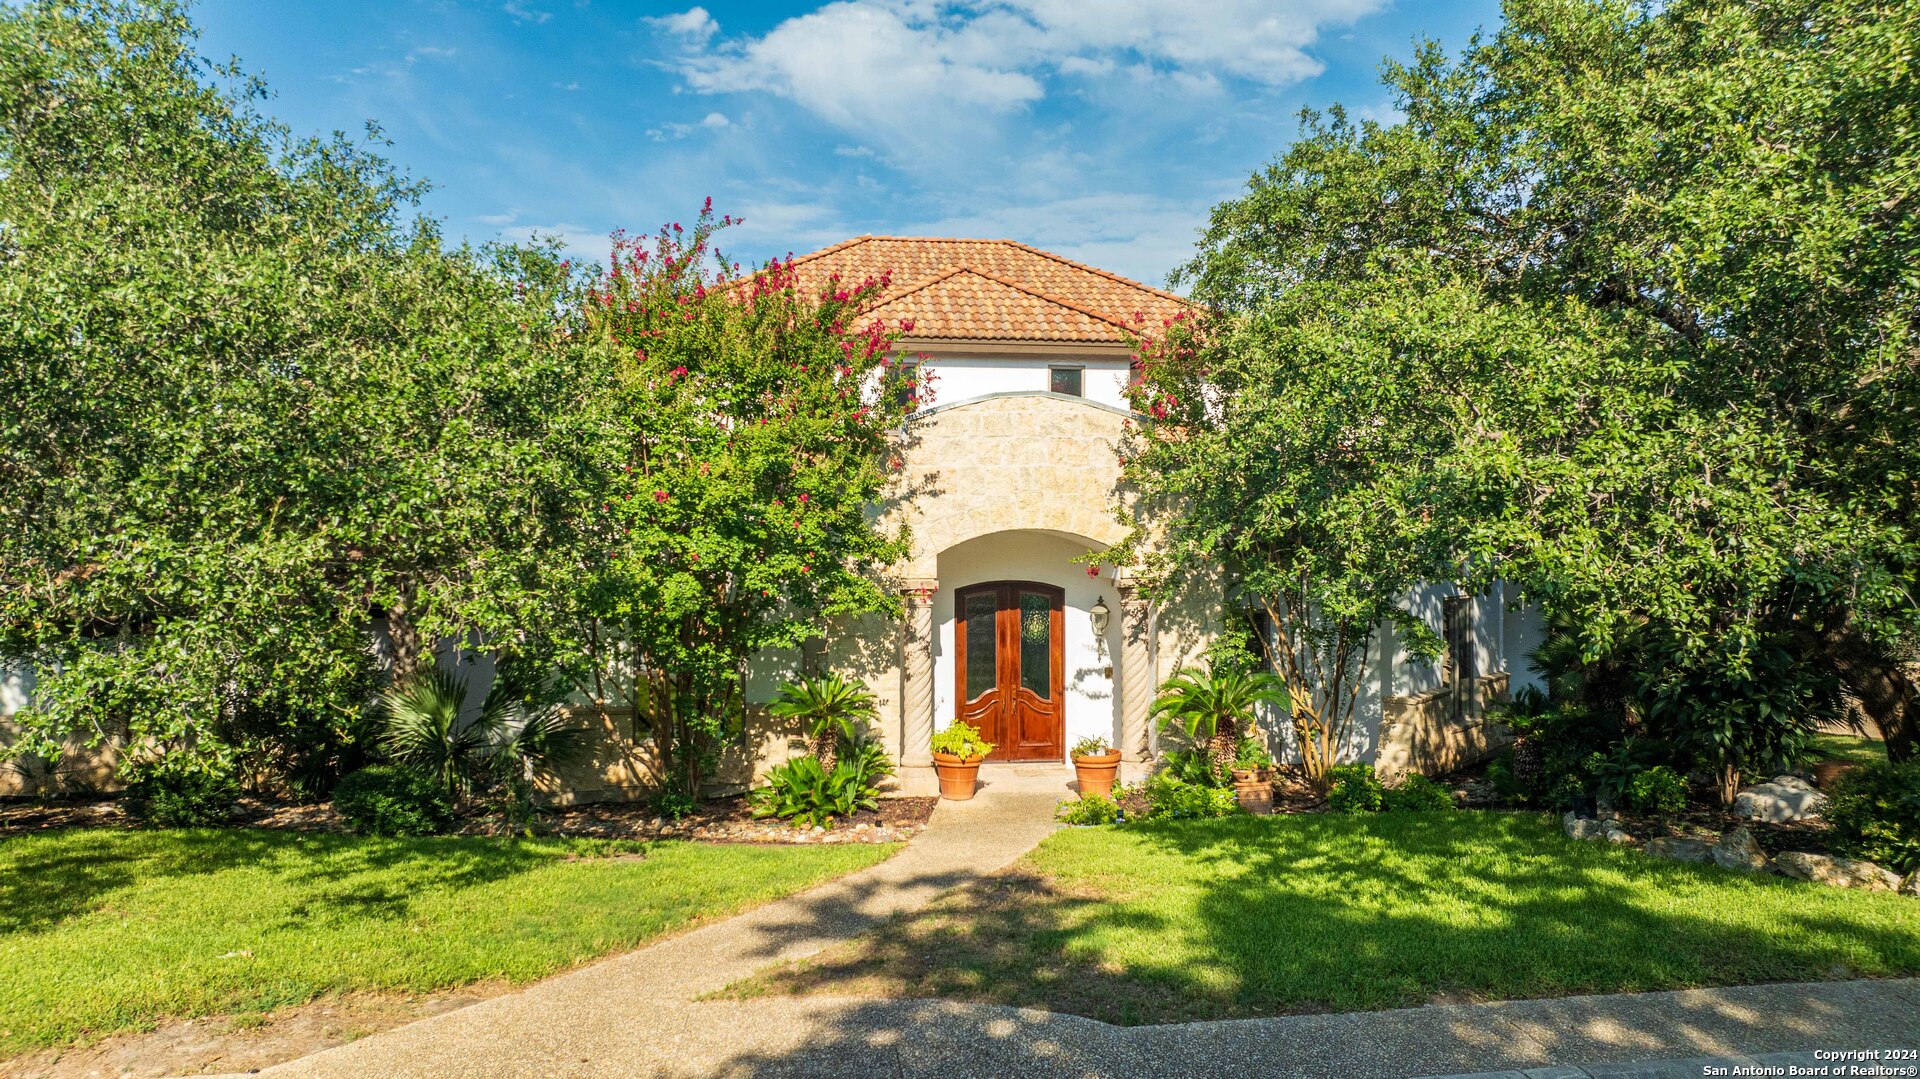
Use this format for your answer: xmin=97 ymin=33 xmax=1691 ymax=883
xmin=955 ymin=581 xmax=1064 ymax=761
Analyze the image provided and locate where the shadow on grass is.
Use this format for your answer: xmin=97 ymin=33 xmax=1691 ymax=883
xmin=0 ymin=827 xmax=591 ymax=936
xmin=737 ymin=812 xmax=1920 ymax=1027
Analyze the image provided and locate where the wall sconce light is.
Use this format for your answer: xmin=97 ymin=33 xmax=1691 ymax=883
xmin=1090 ymin=596 xmax=1111 ymax=638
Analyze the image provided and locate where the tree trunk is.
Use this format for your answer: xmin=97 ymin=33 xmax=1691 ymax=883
xmin=386 ymin=584 xmax=425 ymax=683
xmin=1815 ymin=619 xmax=1917 ymax=763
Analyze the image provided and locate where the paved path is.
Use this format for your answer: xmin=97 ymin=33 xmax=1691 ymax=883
xmin=250 ymin=770 xmax=1069 ymax=1079
xmin=239 ymin=773 xmax=1919 ymax=1078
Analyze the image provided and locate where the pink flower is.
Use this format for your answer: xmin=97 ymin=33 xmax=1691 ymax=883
xmin=654 ymin=490 xmax=670 ymax=503
xmin=797 ymin=493 xmax=809 ymax=503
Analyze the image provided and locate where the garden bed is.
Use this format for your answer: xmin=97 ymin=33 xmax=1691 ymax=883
xmin=0 ymin=794 xmax=936 ymax=845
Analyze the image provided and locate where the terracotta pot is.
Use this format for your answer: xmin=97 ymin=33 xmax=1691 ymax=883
xmin=1812 ymin=759 xmax=1858 ymax=789
xmin=932 ymin=751 xmax=985 ymax=800
xmin=1232 ymin=767 xmax=1274 ymax=815
xmin=1072 ymin=750 xmax=1123 ymax=797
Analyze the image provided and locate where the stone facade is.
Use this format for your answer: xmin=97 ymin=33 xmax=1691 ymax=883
xmin=1374 ymin=673 xmax=1513 ymax=783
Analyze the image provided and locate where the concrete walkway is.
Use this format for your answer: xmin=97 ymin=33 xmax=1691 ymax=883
xmin=241 ymin=774 xmax=1919 ymax=1078
xmin=250 ymin=768 xmax=1070 ymax=1079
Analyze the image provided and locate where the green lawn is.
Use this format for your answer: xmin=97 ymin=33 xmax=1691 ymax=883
xmin=732 ymin=812 xmax=1920 ymax=1024
xmin=1801 ymin=732 xmax=1888 ymax=767
xmin=0 ymin=828 xmax=894 ymax=1053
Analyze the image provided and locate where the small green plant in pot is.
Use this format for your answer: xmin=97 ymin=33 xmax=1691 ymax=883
xmin=1070 ymin=734 xmax=1122 ymax=798
xmin=931 ymin=721 xmax=994 ymax=800
xmin=1230 ymin=735 xmax=1276 ymax=814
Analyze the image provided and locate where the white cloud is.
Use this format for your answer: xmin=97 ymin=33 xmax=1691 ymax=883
xmin=649 ymin=0 xmax=1384 ymax=142
xmin=900 ymin=191 xmax=1206 ymax=289
xmin=501 ymin=222 xmax=613 ymax=265
xmin=553 ymin=80 xmax=581 ymax=91
xmin=644 ymin=111 xmax=734 ymax=141
xmin=505 ymin=1 xmax=553 ymax=25
xmin=476 ymin=209 xmax=521 ymax=226
xmin=645 ymin=6 xmax=719 ymax=42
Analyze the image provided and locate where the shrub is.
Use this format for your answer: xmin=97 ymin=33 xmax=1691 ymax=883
xmin=1070 ymin=734 xmax=1113 ymax=758
xmin=1234 ymin=736 xmax=1275 ymax=771
xmin=1056 ymin=791 xmax=1120 ymax=825
xmin=1824 ymin=761 xmax=1920 ymax=873
xmin=1485 ymin=753 xmax=1528 ymax=805
xmin=1160 ymin=747 xmax=1229 ymax=788
xmin=931 ymin=721 xmax=994 ymax=760
xmin=1327 ymin=762 xmax=1385 ymax=812
xmin=332 ymin=766 xmax=455 ymax=836
xmin=751 ymin=737 xmax=894 ymax=829
xmin=653 ymin=789 xmax=699 ymax=820
xmin=124 ymin=755 xmax=241 ymax=827
xmin=1626 ymin=764 xmax=1688 ymax=814
xmin=1383 ymin=772 xmax=1454 ymax=812
xmin=1140 ymin=773 xmax=1240 ymax=819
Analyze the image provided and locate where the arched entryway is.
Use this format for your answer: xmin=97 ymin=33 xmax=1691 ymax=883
xmin=954 ymin=581 xmax=1065 ymax=761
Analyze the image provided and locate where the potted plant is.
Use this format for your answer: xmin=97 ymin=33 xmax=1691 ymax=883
xmin=1231 ymin=735 xmax=1275 ymax=814
xmin=1070 ymin=734 xmax=1123 ymax=798
xmin=930 ymin=721 xmax=995 ymax=800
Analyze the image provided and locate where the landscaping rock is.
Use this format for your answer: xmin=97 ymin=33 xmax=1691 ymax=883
xmin=1646 ymin=836 xmax=1715 ymax=864
xmin=1774 ymin=850 xmax=1900 ymax=891
xmin=1564 ymin=812 xmax=1610 ymax=842
xmin=1732 ymin=774 xmax=1827 ymax=823
xmin=1712 ymin=826 xmax=1771 ymax=872
xmin=1563 ymin=811 xmax=1634 ymax=845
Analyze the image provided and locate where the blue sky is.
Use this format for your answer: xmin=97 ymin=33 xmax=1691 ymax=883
xmin=194 ymin=0 xmax=1503 ymax=287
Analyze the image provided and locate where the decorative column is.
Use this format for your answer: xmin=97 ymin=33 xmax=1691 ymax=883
xmin=1117 ymin=583 xmax=1155 ymax=768
xmin=899 ymin=582 xmax=937 ymax=768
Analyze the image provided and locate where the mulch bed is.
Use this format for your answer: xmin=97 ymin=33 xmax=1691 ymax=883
xmin=0 ymin=794 xmax=937 ymax=845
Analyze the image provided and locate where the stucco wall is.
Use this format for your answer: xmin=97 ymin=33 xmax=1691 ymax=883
xmin=923 ymin=356 xmax=1134 ymax=413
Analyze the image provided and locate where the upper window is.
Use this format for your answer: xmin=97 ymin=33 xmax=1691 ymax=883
xmin=1049 ymin=366 xmax=1084 ymax=397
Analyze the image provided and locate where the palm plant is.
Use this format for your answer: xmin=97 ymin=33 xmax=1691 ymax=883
xmin=1149 ymin=666 xmax=1290 ymax=780
xmin=381 ymin=665 xmax=587 ymax=807
xmin=766 ymin=672 xmax=878 ymax=775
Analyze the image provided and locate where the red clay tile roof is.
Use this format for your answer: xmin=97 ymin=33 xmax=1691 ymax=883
xmin=788 ymin=236 xmax=1189 ymax=344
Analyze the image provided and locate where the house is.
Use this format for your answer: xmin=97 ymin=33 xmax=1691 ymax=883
xmin=0 ymin=237 xmax=1546 ymax=801
xmin=709 ymin=237 xmax=1546 ymax=798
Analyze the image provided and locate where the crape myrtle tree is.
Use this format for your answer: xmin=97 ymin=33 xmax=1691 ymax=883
xmin=0 ymin=1 xmax=600 ymax=794
xmin=1140 ymin=0 xmax=1920 ymax=784
xmin=544 ymin=209 xmax=925 ymax=800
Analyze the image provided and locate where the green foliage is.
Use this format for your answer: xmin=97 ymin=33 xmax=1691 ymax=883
xmin=1055 ymin=791 xmax=1121 ymax=826
xmin=1233 ymin=736 xmax=1275 ymax=771
xmin=1138 ymin=773 xmax=1242 ymax=820
xmin=751 ymin=737 xmax=894 ymax=830
xmin=1382 ymin=772 xmax=1454 ymax=813
xmin=0 ymin=2 xmax=598 ymax=786
xmin=1626 ymin=766 xmax=1688 ymax=816
xmin=652 ymin=790 xmax=698 ymax=821
xmin=1159 ymin=748 xmax=1229 ymax=789
xmin=331 ymin=766 xmax=455 ymax=837
xmin=1824 ymin=762 xmax=1920 ymax=874
xmin=1147 ymin=0 xmax=1920 ymax=765
xmin=380 ymin=667 xmax=587 ymax=807
xmin=1148 ymin=666 xmax=1288 ymax=781
xmin=931 ymin=721 xmax=994 ymax=760
xmin=123 ymin=754 xmax=240 ymax=826
xmin=767 ymin=673 xmax=879 ymax=772
xmin=1327 ymin=763 xmax=1386 ymax=813
xmin=1070 ymin=735 xmax=1114 ymax=759
xmin=1485 ymin=754 xmax=1526 ymax=805
xmin=555 ymin=207 xmax=923 ymax=801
